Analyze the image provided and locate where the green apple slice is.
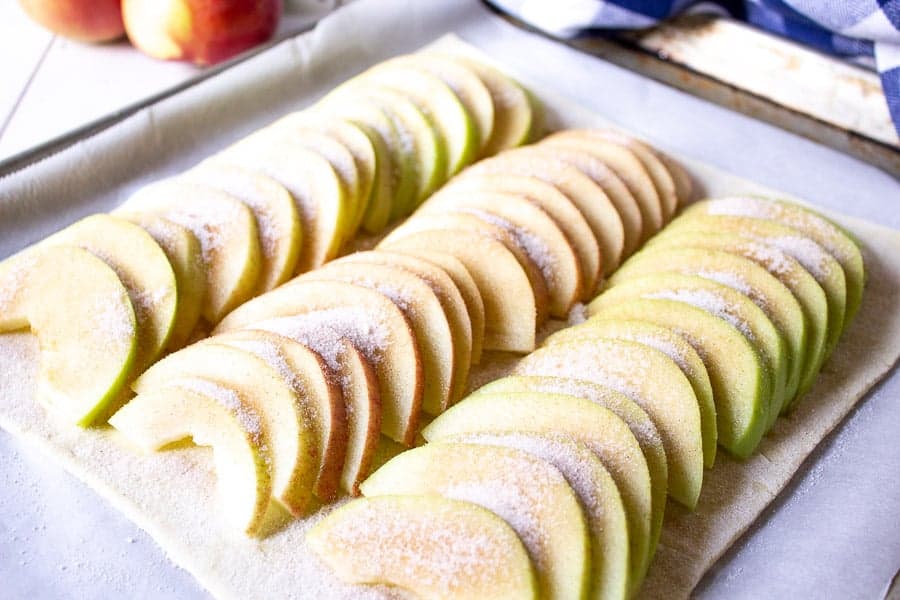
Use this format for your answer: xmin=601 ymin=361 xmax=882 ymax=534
xmin=556 ymin=129 xmax=680 ymax=220
xmin=647 ymin=232 xmax=830 ymax=407
xmin=452 ymin=431 xmax=630 ymax=600
xmin=302 ymin=261 xmax=459 ymax=416
xmin=421 ymin=190 xmax=583 ymax=317
xmin=442 ymin=172 xmax=603 ymax=296
xmin=588 ymin=297 xmax=770 ymax=458
xmin=397 ymin=53 xmax=495 ymax=151
xmin=336 ymin=250 xmax=473 ymax=406
xmin=410 ymin=249 xmax=486 ymax=364
xmin=120 ymin=213 xmax=205 ymax=351
xmin=41 ymin=214 xmax=178 ymax=370
xmin=320 ymin=86 xmax=444 ymax=217
xmin=246 ymin=318 xmax=381 ymax=495
xmin=214 ymin=279 xmax=422 ymax=446
xmin=310 ymin=103 xmax=400 ymax=233
xmin=422 ymin=391 xmax=653 ymax=589
xmin=611 ymin=247 xmax=807 ymax=417
xmin=541 ymin=133 xmax=664 ymax=241
xmin=361 ymin=442 xmax=591 ymax=600
xmin=359 ymin=61 xmax=477 ymax=178
xmin=133 ymin=342 xmax=316 ymax=515
xmin=473 ymin=375 xmax=667 ymax=563
xmin=660 ymin=214 xmax=847 ymax=359
xmin=0 ymin=246 xmax=137 ymax=426
xmin=308 ymin=495 xmax=537 ymax=599
xmin=463 ymin=152 xmax=626 ymax=274
xmin=268 ymin=112 xmax=377 ymax=233
xmin=110 ymin=380 xmax=273 ymax=537
xmin=441 ymin=55 xmax=534 ymax=157
xmin=380 ymin=222 xmax=541 ymax=353
xmin=503 ymin=145 xmax=644 ymax=258
xmin=181 ymin=164 xmax=302 ymax=293
xmin=685 ymin=196 xmax=865 ymax=324
xmin=211 ymin=137 xmax=349 ymax=273
xmin=212 ymin=329 xmax=348 ymax=502
xmin=546 ymin=317 xmax=717 ymax=470
xmin=515 ymin=338 xmax=704 ymax=510
xmin=118 ymin=179 xmax=262 ymax=324
xmin=597 ymin=273 xmax=789 ymax=430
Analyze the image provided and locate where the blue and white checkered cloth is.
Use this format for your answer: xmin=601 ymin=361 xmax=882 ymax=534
xmin=488 ymin=0 xmax=900 ymax=138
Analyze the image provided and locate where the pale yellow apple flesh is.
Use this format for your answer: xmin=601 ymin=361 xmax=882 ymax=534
xmin=361 ymin=442 xmax=591 ymax=600
xmin=307 ymin=495 xmax=538 ymax=599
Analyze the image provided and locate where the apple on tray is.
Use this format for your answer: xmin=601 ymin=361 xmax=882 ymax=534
xmin=19 ymin=0 xmax=125 ymax=43
xmin=122 ymin=0 xmax=281 ymax=65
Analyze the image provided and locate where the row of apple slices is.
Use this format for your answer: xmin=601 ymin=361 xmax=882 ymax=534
xmin=107 ymin=128 xmax=691 ymax=542
xmin=0 ymin=50 xmax=535 ymax=427
xmin=309 ymin=195 xmax=865 ymax=599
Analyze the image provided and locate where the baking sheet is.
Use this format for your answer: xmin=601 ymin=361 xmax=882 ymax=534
xmin=1 ymin=0 xmax=899 ymax=598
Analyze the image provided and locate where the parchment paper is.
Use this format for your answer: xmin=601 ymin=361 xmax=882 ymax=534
xmin=1 ymin=0 xmax=899 ymax=598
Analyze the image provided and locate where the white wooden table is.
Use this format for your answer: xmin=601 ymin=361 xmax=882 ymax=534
xmin=0 ymin=1 xmax=335 ymax=162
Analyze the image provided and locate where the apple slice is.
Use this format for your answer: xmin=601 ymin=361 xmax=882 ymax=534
xmin=596 ymin=273 xmax=789 ymax=432
xmin=473 ymin=375 xmax=667 ymax=561
xmin=133 ymin=342 xmax=315 ymax=515
xmin=515 ymin=338 xmax=704 ymax=510
xmin=336 ymin=250 xmax=473 ymax=406
xmin=214 ymin=279 xmax=422 ymax=446
xmin=211 ymin=329 xmax=348 ymax=502
xmin=0 ymin=246 xmax=137 ymax=426
xmin=41 ymin=213 xmax=178 ymax=370
xmin=588 ymin=297 xmax=769 ymax=458
xmin=383 ymin=212 xmax=549 ymax=326
xmin=647 ymin=231 xmax=830 ymax=406
xmin=380 ymin=221 xmax=541 ymax=353
xmin=684 ymin=196 xmax=865 ymax=324
xmin=454 ymin=431 xmax=631 ymax=599
xmin=438 ymin=54 xmax=534 ymax=157
xmin=307 ymin=495 xmax=537 ymax=599
xmin=309 ymin=103 xmax=400 ymax=233
xmin=499 ymin=145 xmax=644 ymax=258
xmin=358 ymin=61 xmax=477 ymax=178
xmin=118 ymin=179 xmax=262 ymax=324
xmin=109 ymin=380 xmax=272 ymax=537
xmin=180 ymin=163 xmax=302 ymax=293
xmin=422 ymin=391 xmax=653 ymax=587
xmin=441 ymin=173 xmax=602 ymax=296
xmin=545 ymin=319 xmax=717 ymax=469
xmin=549 ymin=129 xmax=680 ymax=220
xmin=421 ymin=189 xmax=583 ymax=317
xmin=210 ymin=137 xmax=349 ymax=273
xmin=120 ymin=213 xmax=205 ymax=351
xmin=462 ymin=152 xmax=626 ymax=274
xmin=239 ymin=128 xmax=363 ymax=245
xmin=301 ymin=260 xmax=459 ymax=416
xmin=394 ymin=53 xmax=495 ymax=151
xmin=361 ymin=442 xmax=591 ymax=600
xmin=611 ymin=247 xmax=808 ymax=417
xmin=246 ymin=317 xmax=381 ymax=495
xmin=267 ymin=112 xmax=377 ymax=233
xmin=319 ymin=86 xmax=445 ymax=217
xmin=540 ymin=133 xmax=664 ymax=239
xmin=660 ymin=214 xmax=847 ymax=358
xmin=405 ymin=249 xmax=486 ymax=364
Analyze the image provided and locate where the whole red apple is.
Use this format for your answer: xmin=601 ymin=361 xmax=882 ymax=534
xmin=123 ymin=0 xmax=281 ymax=66
xmin=19 ymin=0 xmax=125 ymax=43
